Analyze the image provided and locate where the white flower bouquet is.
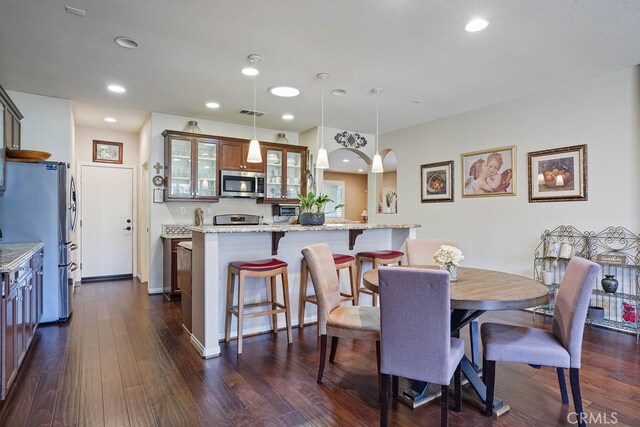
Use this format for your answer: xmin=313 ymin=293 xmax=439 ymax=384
xmin=433 ymin=245 xmax=464 ymax=267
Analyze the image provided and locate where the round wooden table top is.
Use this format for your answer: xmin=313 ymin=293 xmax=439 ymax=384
xmin=362 ymin=266 xmax=549 ymax=310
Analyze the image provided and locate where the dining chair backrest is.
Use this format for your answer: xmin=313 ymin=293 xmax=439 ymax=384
xmin=301 ymin=243 xmax=342 ymax=335
xmin=405 ymin=239 xmax=456 ymax=265
xmin=552 ymin=257 xmax=601 ymax=368
xmin=378 ymin=267 xmax=453 ymax=385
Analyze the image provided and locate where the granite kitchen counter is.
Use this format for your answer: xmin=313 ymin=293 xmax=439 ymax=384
xmin=0 ymin=242 xmax=45 ymax=272
xmin=188 ymin=223 xmax=421 ymax=234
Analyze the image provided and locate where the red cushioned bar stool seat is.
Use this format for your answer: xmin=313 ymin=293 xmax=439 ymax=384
xmin=298 ymin=254 xmax=357 ymax=331
xmin=225 ymin=258 xmax=292 ymax=355
xmin=356 ymin=250 xmax=404 ymax=306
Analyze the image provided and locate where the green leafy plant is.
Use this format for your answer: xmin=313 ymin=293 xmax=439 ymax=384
xmin=385 ymin=190 xmax=396 ymax=207
xmin=297 ymin=192 xmax=344 ymax=216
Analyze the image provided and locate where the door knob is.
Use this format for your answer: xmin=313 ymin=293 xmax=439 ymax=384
xmin=127 ymin=219 xmax=131 ymax=223
xmin=124 ymin=226 xmax=132 ymax=231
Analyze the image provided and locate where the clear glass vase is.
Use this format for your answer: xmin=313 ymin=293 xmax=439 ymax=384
xmin=446 ymin=263 xmax=458 ymax=282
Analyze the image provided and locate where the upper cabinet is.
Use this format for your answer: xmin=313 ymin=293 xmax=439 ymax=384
xmin=0 ymin=85 xmax=23 ymax=196
xmin=162 ymin=130 xmax=218 ymax=201
xmin=219 ymin=140 xmax=264 ymax=172
xmin=263 ymin=145 xmax=307 ymax=203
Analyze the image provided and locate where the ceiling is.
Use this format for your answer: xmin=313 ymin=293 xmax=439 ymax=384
xmin=1 ymin=1 xmax=640 ymax=138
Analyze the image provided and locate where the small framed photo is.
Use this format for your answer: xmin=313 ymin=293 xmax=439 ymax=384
xmin=421 ymin=160 xmax=453 ymax=203
xmin=461 ymin=146 xmax=516 ymax=197
xmin=93 ymin=140 xmax=123 ymax=164
xmin=528 ymin=144 xmax=587 ymax=202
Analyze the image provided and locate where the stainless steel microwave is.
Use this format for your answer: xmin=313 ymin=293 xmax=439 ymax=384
xmin=220 ymin=170 xmax=265 ymax=198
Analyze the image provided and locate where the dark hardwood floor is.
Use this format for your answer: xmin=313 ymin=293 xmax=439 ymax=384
xmin=0 ymin=278 xmax=638 ymax=426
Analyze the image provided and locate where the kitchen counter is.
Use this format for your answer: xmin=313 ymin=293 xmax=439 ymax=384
xmin=188 ymin=223 xmax=420 ymax=358
xmin=0 ymin=242 xmax=45 ymax=272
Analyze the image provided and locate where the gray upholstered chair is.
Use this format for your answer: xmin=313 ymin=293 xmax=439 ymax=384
xmin=301 ymin=243 xmax=381 ymax=384
xmin=378 ymin=267 xmax=464 ymax=427
xmin=481 ymin=257 xmax=600 ymax=426
xmin=405 ymin=238 xmax=456 ymax=266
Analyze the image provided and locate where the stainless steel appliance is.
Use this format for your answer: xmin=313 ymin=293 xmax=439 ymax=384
xmin=0 ymin=161 xmax=77 ymax=322
xmin=214 ymin=213 xmax=261 ymax=226
xmin=272 ymin=204 xmax=299 ymax=217
xmin=220 ymin=170 xmax=265 ymax=198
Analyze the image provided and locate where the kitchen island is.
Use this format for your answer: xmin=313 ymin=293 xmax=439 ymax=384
xmin=188 ymin=223 xmax=420 ymax=358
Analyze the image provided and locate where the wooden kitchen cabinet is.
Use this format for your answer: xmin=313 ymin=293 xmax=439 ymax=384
xmin=177 ymin=244 xmax=192 ymax=333
xmin=219 ymin=139 xmax=264 ymax=172
xmin=163 ymin=238 xmax=191 ymax=301
xmin=1 ymin=248 xmax=42 ymax=400
xmin=0 ymin=84 xmax=23 ymax=196
xmin=163 ymin=130 xmax=219 ymax=202
xmin=263 ymin=145 xmax=307 ymax=203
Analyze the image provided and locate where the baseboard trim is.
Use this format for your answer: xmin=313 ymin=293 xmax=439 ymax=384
xmin=147 ymin=287 xmax=163 ymax=295
xmin=190 ymin=335 xmax=220 ymax=359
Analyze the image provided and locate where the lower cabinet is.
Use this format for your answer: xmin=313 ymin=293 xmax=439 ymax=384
xmin=163 ymin=238 xmax=191 ymax=301
xmin=1 ymin=248 xmax=43 ymax=400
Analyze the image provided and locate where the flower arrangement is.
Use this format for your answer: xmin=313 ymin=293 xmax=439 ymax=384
xmin=385 ymin=190 xmax=396 ymax=208
xmin=433 ymin=245 xmax=464 ymax=267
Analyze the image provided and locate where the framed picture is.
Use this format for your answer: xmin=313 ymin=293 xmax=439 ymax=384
xmin=93 ymin=140 xmax=123 ymax=164
xmin=421 ymin=160 xmax=453 ymax=203
xmin=461 ymin=146 xmax=516 ymax=197
xmin=528 ymin=144 xmax=587 ymax=202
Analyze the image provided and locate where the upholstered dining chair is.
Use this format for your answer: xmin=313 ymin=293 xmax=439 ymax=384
xmin=481 ymin=257 xmax=600 ymax=426
xmin=378 ymin=267 xmax=464 ymax=427
xmin=301 ymin=243 xmax=381 ymax=384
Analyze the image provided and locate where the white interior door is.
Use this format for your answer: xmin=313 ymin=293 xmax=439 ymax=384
xmin=80 ymin=164 xmax=134 ymax=279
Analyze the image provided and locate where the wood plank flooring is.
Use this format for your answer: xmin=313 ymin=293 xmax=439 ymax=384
xmin=0 ymin=278 xmax=638 ymax=426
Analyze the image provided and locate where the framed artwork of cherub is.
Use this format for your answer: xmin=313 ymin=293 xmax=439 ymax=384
xmin=461 ymin=146 xmax=516 ymax=197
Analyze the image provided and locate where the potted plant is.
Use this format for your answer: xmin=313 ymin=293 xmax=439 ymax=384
xmin=297 ymin=192 xmax=344 ymax=226
xmin=385 ymin=190 xmax=396 ymax=213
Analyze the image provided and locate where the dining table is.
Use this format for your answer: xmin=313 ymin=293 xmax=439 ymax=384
xmin=363 ymin=266 xmax=550 ymax=415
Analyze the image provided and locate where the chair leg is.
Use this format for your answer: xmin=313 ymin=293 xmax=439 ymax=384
xmin=318 ymin=335 xmax=327 ymax=383
xmin=280 ymin=270 xmax=293 ymax=344
xmin=484 ymin=358 xmax=496 ymax=417
xmin=224 ymin=269 xmax=234 ymax=342
xmin=348 ymin=264 xmax=357 ymax=305
xmin=380 ymin=373 xmax=389 ymax=427
xmin=440 ymin=385 xmax=449 ymax=427
xmin=376 ymin=340 xmax=382 ymax=401
xmin=371 ymin=259 xmax=378 ymax=307
xmin=355 ymin=258 xmax=363 ymax=305
xmin=236 ymin=273 xmax=246 ymax=355
xmin=298 ymin=259 xmax=308 ymax=328
xmin=269 ymin=276 xmax=278 ymax=334
xmin=392 ymin=375 xmax=399 ymax=408
xmin=482 ymin=355 xmax=487 ymax=386
xmin=557 ymin=367 xmax=569 ymax=404
xmin=569 ymin=368 xmax=586 ymax=427
xmin=454 ymin=363 xmax=462 ymax=412
xmin=329 ymin=336 xmax=339 ymax=362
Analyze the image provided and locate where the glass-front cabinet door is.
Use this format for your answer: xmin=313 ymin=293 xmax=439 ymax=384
xmin=285 ymin=151 xmax=303 ymax=200
xmin=196 ymin=139 xmax=217 ymax=198
xmin=265 ymin=148 xmax=283 ymax=200
xmin=163 ymin=130 xmax=219 ymax=201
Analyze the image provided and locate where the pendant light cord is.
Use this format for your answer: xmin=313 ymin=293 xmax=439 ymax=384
xmin=321 ymin=77 xmax=325 ymax=149
xmin=376 ymin=91 xmax=379 ymax=154
xmin=253 ymin=74 xmax=257 ymax=140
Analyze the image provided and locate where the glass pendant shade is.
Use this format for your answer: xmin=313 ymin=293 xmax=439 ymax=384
xmin=316 ymin=147 xmax=329 ymax=169
xmin=247 ymin=139 xmax=262 ymax=163
xmin=184 ymin=120 xmax=201 ymax=133
xmin=371 ymin=153 xmax=384 ymax=173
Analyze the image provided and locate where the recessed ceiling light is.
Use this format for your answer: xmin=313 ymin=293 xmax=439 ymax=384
xmin=107 ymin=84 xmax=126 ymax=93
xmin=206 ymin=102 xmax=220 ymax=109
xmin=331 ymin=89 xmax=347 ymax=96
xmin=342 ymin=159 xmax=350 ymax=163
xmin=358 ymin=169 xmax=364 ymax=172
xmin=114 ymin=36 xmax=139 ymax=49
xmin=282 ymin=114 xmax=294 ymax=120
xmin=269 ymin=86 xmax=300 ymax=97
xmin=242 ymin=67 xmax=259 ymax=76
xmin=465 ymin=18 xmax=489 ymax=32
xmin=104 ymin=117 xmax=117 ymax=123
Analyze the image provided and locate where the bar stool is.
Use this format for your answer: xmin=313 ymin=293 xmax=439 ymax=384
xmin=225 ymin=258 xmax=292 ymax=355
xmin=355 ymin=250 xmax=404 ymax=306
xmin=298 ymin=254 xmax=357 ymax=329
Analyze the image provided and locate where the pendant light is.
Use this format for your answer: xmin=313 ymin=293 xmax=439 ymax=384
xmin=371 ymin=88 xmax=384 ymax=173
xmin=246 ymin=54 xmax=263 ymax=163
xmin=316 ymin=73 xmax=329 ymax=169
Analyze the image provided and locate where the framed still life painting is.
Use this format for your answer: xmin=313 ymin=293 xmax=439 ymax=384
xmin=528 ymin=144 xmax=587 ymax=202
xmin=421 ymin=160 xmax=453 ymax=203
xmin=461 ymin=146 xmax=516 ymax=197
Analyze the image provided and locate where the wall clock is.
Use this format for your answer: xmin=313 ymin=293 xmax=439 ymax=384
xmin=152 ymin=175 xmax=164 ymax=187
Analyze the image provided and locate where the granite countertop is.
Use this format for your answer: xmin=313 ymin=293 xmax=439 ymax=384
xmin=188 ymin=223 xmax=421 ymax=234
xmin=0 ymin=242 xmax=45 ymax=273
xmin=177 ymin=241 xmax=192 ymax=250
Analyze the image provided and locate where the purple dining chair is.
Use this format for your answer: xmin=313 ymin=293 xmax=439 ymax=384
xmin=378 ymin=267 xmax=464 ymax=427
xmin=481 ymin=257 xmax=600 ymax=427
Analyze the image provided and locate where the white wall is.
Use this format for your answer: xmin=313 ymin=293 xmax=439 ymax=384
xmin=74 ymin=126 xmax=140 ymax=166
xmin=7 ymin=91 xmax=73 ymax=162
xmin=138 ymin=118 xmax=151 ymax=284
xmin=377 ymin=67 xmax=639 ymax=277
xmin=147 ymin=112 xmax=300 ymax=293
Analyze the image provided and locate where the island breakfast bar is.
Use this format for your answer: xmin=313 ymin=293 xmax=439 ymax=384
xmin=188 ymin=223 xmax=420 ymax=358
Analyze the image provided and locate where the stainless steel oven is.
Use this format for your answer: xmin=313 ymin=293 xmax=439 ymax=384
xmin=220 ymin=170 xmax=265 ymax=198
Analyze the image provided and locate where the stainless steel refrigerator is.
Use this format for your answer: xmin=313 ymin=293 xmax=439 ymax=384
xmin=0 ymin=161 xmax=78 ymax=322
